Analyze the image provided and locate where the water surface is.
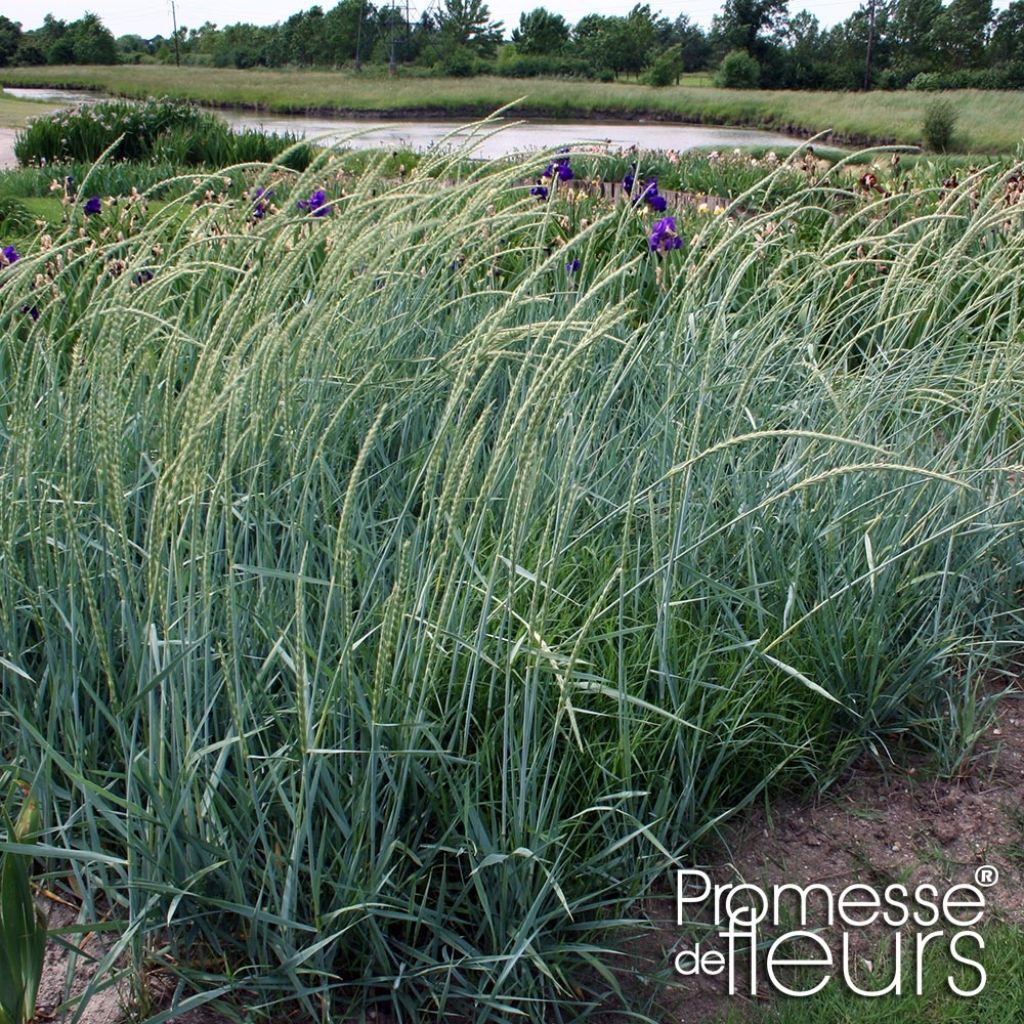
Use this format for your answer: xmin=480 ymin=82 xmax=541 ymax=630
xmin=3 ymin=86 xmax=794 ymax=162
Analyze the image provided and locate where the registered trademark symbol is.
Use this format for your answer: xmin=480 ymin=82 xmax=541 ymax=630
xmin=975 ymin=865 xmax=999 ymax=887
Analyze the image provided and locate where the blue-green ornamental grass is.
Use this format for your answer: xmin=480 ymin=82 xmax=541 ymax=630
xmin=0 ymin=134 xmax=1022 ymax=1021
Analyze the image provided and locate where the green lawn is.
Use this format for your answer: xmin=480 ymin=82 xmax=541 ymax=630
xmin=0 ymin=92 xmax=58 ymax=129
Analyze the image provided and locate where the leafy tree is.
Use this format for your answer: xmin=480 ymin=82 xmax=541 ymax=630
xmin=646 ymin=43 xmax=682 ymax=84
xmin=930 ymin=0 xmax=993 ymax=69
xmin=282 ymin=7 xmax=332 ymax=65
xmin=990 ymin=0 xmax=1024 ymax=63
xmin=67 ymin=13 xmax=118 ymax=64
xmin=670 ymin=15 xmax=712 ymax=70
xmin=511 ymin=8 xmax=570 ymax=55
xmin=781 ymin=9 xmax=827 ymax=87
xmin=0 ymin=16 xmax=22 ymax=66
xmin=322 ymin=0 xmax=376 ymax=64
xmin=33 ymin=15 xmax=74 ymax=63
xmin=712 ymin=0 xmax=789 ymax=61
xmin=889 ymin=0 xmax=943 ymax=82
xmin=571 ymin=7 xmax=657 ymax=77
xmin=436 ymin=0 xmax=502 ymax=57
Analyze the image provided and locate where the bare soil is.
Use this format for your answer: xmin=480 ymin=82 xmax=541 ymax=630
xmin=634 ymin=682 xmax=1024 ymax=1023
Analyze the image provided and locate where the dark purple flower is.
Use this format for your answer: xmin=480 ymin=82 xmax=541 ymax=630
xmin=543 ymin=156 xmax=573 ymax=182
xmin=530 ymin=185 xmax=549 ymax=200
xmin=84 ymin=196 xmax=102 ymax=216
xmin=566 ymin=258 xmax=581 ymax=274
xmin=132 ymin=269 xmax=154 ymax=286
xmin=647 ymin=193 xmax=668 ymax=212
xmin=252 ymin=187 xmax=273 ymax=220
xmin=297 ymin=189 xmax=331 ymax=216
xmin=649 ymin=216 xmax=682 ymax=252
xmin=21 ymin=305 xmax=39 ymax=321
xmin=2 ymin=245 xmax=19 ymax=265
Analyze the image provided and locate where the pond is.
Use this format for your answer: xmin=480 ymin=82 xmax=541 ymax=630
xmin=2 ymin=86 xmax=796 ymax=163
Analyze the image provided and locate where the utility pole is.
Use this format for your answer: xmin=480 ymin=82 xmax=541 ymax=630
xmin=355 ymin=0 xmax=364 ymax=70
xmin=863 ymin=0 xmax=876 ymax=91
xmin=389 ymin=0 xmax=397 ymax=75
xmin=170 ymin=0 xmax=181 ymax=66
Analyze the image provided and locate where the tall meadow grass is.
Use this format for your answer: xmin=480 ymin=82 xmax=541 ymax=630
xmin=0 ymin=134 xmax=1022 ymax=1020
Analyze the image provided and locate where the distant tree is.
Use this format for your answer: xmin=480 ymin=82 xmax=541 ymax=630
xmin=571 ymin=7 xmax=657 ymax=77
xmin=282 ymin=8 xmax=330 ymax=65
xmin=116 ymin=33 xmax=153 ymax=56
xmin=511 ymin=8 xmax=569 ymax=55
xmin=34 ymin=14 xmax=74 ymax=63
xmin=816 ymin=1 xmax=894 ymax=89
xmin=14 ymin=42 xmax=46 ymax=64
xmin=212 ymin=22 xmax=277 ymax=67
xmin=436 ymin=0 xmax=502 ymax=57
xmin=67 ymin=13 xmax=118 ymax=64
xmin=646 ymin=43 xmax=683 ymax=84
xmin=712 ymin=0 xmax=789 ymax=61
xmin=322 ymin=0 xmax=375 ymax=64
xmin=930 ymin=0 xmax=993 ymax=69
xmin=670 ymin=15 xmax=712 ymax=70
xmin=781 ymin=9 xmax=828 ymax=86
xmin=889 ymin=0 xmax=942 ymax=82
xmin=990 ymin=0 xmax=1024 ymax=63
xmin=0 ymin=16 xmax=22 ymax=66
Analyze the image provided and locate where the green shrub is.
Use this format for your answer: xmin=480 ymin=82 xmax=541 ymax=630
xmin=646 ymin=46 xmax=681 ymax=87
xmin=438 ymin=46 xmax=478 ymax=77
xmin=14 ymin=99 xmax=309 ymax=169
xmin=923 ymin=98 xmax=959 ymax=153
xmin=715 ymin=48 xmax=761 ymax=89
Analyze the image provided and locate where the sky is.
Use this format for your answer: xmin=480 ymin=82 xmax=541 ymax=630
xmin=6 ymin=0 xmax=870 ymax=41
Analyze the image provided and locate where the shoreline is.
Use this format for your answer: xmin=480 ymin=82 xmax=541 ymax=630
xmin=2 ymin=80 xmax=896 ymax=150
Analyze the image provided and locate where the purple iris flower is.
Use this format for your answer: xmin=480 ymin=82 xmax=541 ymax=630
xmin=566 ymin=258 xmax=581 ymax=274
xmin=2 ymin=245 xmax=19 ymax=264
xmin=543 ymin=156 xmax=573 ymax=182
xmin=530 ymin=185 xmax=549 ymax=200
xmin=647 ymin=193 xmax=668 ymax=212
xmin=649 ymin=216 xmax=682 ymax=252
xmin=84 ymin=196 xmax=102 ymax=216
xmin=252 ymin=187 xmax=273 ymax=219
xmin=21 ymin=305 xmax=40 ymax=321
xmin=297 ymin=189 xmax=331 ymax=216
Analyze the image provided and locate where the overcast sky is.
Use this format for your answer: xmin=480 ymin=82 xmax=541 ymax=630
xmin=7 ymin=0 xmax=869 ymax=40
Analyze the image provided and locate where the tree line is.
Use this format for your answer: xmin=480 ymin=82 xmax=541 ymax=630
xmin=2 ymin=0 xmax=1023 ymax=91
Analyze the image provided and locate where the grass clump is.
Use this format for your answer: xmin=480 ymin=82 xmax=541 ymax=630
xmin=923 ymin=98 xmax=960 ymax=153
xmin=0 ymin=134 xmax=1022 ymax=1020
xmin=13 ymin=97 xmax=313 ymax=169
